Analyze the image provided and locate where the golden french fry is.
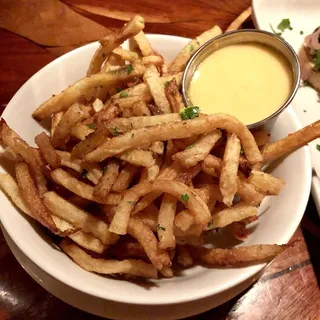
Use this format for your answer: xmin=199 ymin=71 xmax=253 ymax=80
xmin=60 ymin=238 xmax=157 ymax=278
xmin=113 ymin=47 xmax=139 ymax=62
xmin=93 ymin=160 xmax=119 ymax=201
xmin=150 ymin=141 xmax=165 ymax=155
xmin=143 ymin=64 xmax=171 ymax=114
xmin=35 ymin=132 xmax=61 ymax=169
xmin=130 ymin=100 xmax=151 ymax=117
xmin=93 ymin=103 xmax=121 ymax=124
xmin=110 ymin=238 xmax=147 ymax=261
xmin=227 ymin=216 xmax=258 ymax=241
xmin=101 ymin=52 xmax=126 ymax=72
xmin=85 ymin=114 xmax=262 ymax=164
xmin=112 ymin=94 xmax=153 ymax=110
xmin=133 ymin=30 xmax=154 ymax=56
xmin=51 ymin=111 xmax=64 ymax=137
xmin=226 ymin=7 xmax=252 ymax=32
xmin=175 ymin=209 xmax=195 ymax=232
xmin=236 ymin=174 xmax=265 ymax=206
xmin=134 ymin=203 xmax=159 ymax=231
xmin=176 ymin=245 xmax=194 ymax=267
xmin=248 ymin=170 xmax=285 ymax=195
xmin=138 ymin=55 xmax=164 ymax=66
xmin=69 ymin=231 xmax=106 ymax=254
xmin=71 ymin=123 xmax=94 ymax=141
xmin=165 ymin=78 xmax=184 ymax=113
xmin=117 ymin=149 xmax=155 ymax=167
xmin=111 ymin=163 xmax=139 ymax=193
xmin=173 ymin=130 xmax=222 ymax=168
xmin=220 ymin=133 xmax=241 ymax=206
xmin=253 ymin=128 xmax=270 ymax=147
xmin=168 ymin=25 xmax=222 ymax=73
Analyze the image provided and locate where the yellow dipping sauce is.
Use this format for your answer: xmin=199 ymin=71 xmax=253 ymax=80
xmin=188 ymin=43 xmax=293 ymax=125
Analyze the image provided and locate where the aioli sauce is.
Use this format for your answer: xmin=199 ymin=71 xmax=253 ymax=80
xmin=188 ymin=43 xmax=293 ymax=125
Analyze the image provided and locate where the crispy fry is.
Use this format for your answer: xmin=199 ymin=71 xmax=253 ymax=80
xmin=168 ymin=25 xmax=222 ymax=73
xmin=32 ymin=65 xmax=145 ymax=120
xmin=165 ymin=78 xmax=184 ymax=113
xmin=93 ymin=103 xmax=122 ymax=124
xmin=143 ymin=64 xmax=171 ymax=114
xmin=35 ymin=132 xmax=61 ymax=169
xmin=173 ymin=130 xmax=222 ymax=168
xmin=117 ymin=149 xmax=155 ymax=167
xmin=176 ymin=245 xmax=194 ymax=267
xmin=110 ymin=238 xmax=147 ymax=261
xmin=130 ymin=100 xmax=151 ymax=117
xmin=236 ymin=174 xmax=264 ymax=206
xmin=111 ymin=94 xmax=153 ymax=110
xmin=253 ymin=128 xmax=270 ymax=147
xmin=69 ymin=231 xmax=106 ymax=254
xmin=127 ymin=217 xmax=171 ymax=270
xmin=133 ymin=31 xmax=154 ymax=56
xmin=227 ymin=216 xmax=258 ymax=241
xmin=111 ymin=163 xmax=139 ymax=193
xmin=138 ymin=55 xmax=164 ymax=66
xmin=158 ymin=194 xmax=177 ymax=249
xmin=71 ymin=123 xmax=94 ymax=141
xmin=248 ymin=170 xmax=285 ymax=195
xmin=51 ymin=111 xmax=63 ymax=137
xmin=113 ymin=47 xmax=139 ymax=62
xmin=175 ymin=209 xmax=195 ymax=232
xmin=60 ymin=238 xmax=157 ymax=278
xmin=93 ymin=160 xmax=119 ymax=201
xmin=43 ymin=191 xmax=118 ymax=245
xmin=187 ymin=243 xmax=287 ymax=266
xmin=101 ymin=52 xmax=125 ymax=72
xmin=226 ymin=7 xmax=252 ymax=32
xmin=220 ymin=133 xmax=241 ymax=206
xmin=150 ymin=141 xmax=165 ymax=155
xmin=134 ymin=203 xmax=159 ymax=231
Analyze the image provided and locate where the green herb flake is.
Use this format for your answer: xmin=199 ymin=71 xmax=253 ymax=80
xmin=300 ymin=30 xmax=304 ymax=35
xmin=157 ymin=224 xmax=166 ymax=231
xmin=126 ymin=64 xmax=134 ymax=74
xmin=81 ymin=169 xmax=88 ymax=178
xmin=131 ymin=133 xmax=135 ymax=138
xmin=303 ymin=110 xmax=307 ymax=113
xmin=180 ymin=106 xmax=200 ymax=120
xmin=127 ymin=201 xmax=137 ymax=205
xmin=87 ymin=123 xmax=96 ymax=129
xmin=314 ymin=50 xmax=320 ymax=71
xmin=103 ymin=166 xmax=107 ymax=175
xmin=120 ymin=91 xmax=128 ymax=98
xmin=196 ymin=40 xmax=200 ymax=45
xmin=277 ymin=18 xmax=293 ymax=32
xmin=181 ymin=193 xmax=189 ymax=202
xmin=186 ymin=143 xmax=196 ymax=149
xmin=270 ymin=23 xmax=282 ymax=36
xmin=316 ymin=144 xmax=320 ymax=151
xmin=207 ymin=220 xmax=214 ymax=229
xmin=302 ymin=80 xmax=310 ymax=87
xmin=164 ymin=80 xmax=172 ymax=88
xmin=190 ymin=45 xmax=195 ymax=52
xmin=123 ymin=151 xmax=129 ymax=156
xmin=116 ymin=87 xmax=123 ymax=93
xmin=112 ymin=127 xmax=120 ymax=136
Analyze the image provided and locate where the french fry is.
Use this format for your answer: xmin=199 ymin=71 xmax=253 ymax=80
xmin=92 ymin=98 xmax=104 ymax=112
xmin=32 ymin=64 xmax=146 ymax=120
xmin=236 ymin=174 xmax=265 ymax=206
xmin=35 ymin=132 xmax=61 ymax=169
xmin=93 ymin=160 xmax=119 ymax=201
xmin=133 ymin=30 xmax=154 ymax=56
xmin=88 ymin=15 xmax=145 ymax=75
xmin=51 ymin=111 xmax=63 ymax=137
xmin=85 ymin=114 xmax=262 ymax=164
xmin=0 ymin=146 xmax=21 ymax=162
xmin=111 ymin=94 xmax=153 ymax=110
xmin=248 ymin=170 xmax=285 ymax=195
xmin=138 ymin=55 xmax=164 ymax=67
xmin=187 ymin=243 xmax=288 ymax=266
xmin=226 ymin=7 xmax=252 ymax=32
xmin=263 ymin=119 xmax=320 ymax=163
xmin=168 ymin=25 xmax=222 ymax=73
xmin=150 ymin=141 xmax=165 ymax=155
xmin=173 ymin=130 xmax=222 ymax=168
xmin=220 ymin=133 xmax=241 ymax=206
xmin=110 ymin=238 xmax=148 ymax=261
xmin=253 ymin=128 xmax=270 ymax=147
xmin=113 ymin=47 xmax=139 ymax=62
xmin=60 ymin=238 xmax=157 ymax=278
xmin=165 ymin=78 xmax=184 ymax=113
xmin=69 ymin=231 xmax=106 ymax=254
xmin=51 ymin=168 xmax=121 ymax=204
xmin=158 ymin=194 xmax=177 ymax=249
xmin=56 ymin=150 xmax=102 ymax=185
xmin=71 ymin=123 xmax=94 ymax=141
xmin=117 ymin=149 xmax=155 ymax=167
xmin=127 ymin=217 xmax=171 ymax=270
xmin=93 ymin=103 xmax=122 ymax=124
xmin=176 ymin=245 xmax=194 ymax=267
xmin=175 ymin=209 xmax=195 ymax=232
xmin=111 ymin=163 xmax=139 ymax=193
xmin=134 ymin=203 xmax=159 ymax=231
xmin=43 ymin=191 xmax=118 ymax=245
xmin=227 ymin=216 xmax=258 ymax=241
xmin=143 ymin=64 xmax=171 ymax=114
xmin=101 ymin=52 xmax=125 ymax=73
xmin=130 ymin=100 xmax=151 ymax=117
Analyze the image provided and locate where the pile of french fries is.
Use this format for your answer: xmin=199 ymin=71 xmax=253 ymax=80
xmin=1 ymin=15 xmax=320 ymax=280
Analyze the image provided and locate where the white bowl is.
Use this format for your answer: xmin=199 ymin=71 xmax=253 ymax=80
xmin=0 ymin=35 xmax=312 ymax=309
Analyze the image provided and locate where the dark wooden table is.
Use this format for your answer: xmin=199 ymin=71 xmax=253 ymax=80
xmin=0 ymin=1 xmax=320 ymax=319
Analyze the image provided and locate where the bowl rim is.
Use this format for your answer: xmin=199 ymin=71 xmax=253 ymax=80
xmin=0 ymin=34 xmax=312 ymax=305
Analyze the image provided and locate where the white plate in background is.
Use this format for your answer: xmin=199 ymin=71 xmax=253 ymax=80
xmin=252 ymin=0 xmax=320 ymax=214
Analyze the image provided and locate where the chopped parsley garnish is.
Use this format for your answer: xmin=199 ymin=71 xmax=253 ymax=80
xmin=186 ymin=143 xmax=196 ymax=149
xmin=300 ymin=30 xmax=304 ymax=35
xmin=126 ymin=64 xmax=134 ymax=74
xmin=180 ymin=106 xmax=200 ymax=120
xmin=303 ymin=110 xmax=307 ymax=113
xmin=207 ymin=220 xmax=214 ymax=229
xmin=196 ymin=40 xmax=200 ymax=45
xmin=120 ymin=91 xmax=128 ymax=98
xmin=127 ymin=201 xmax=137 ymax=205
xmin=181 ymin=193 xmax=189 ymax=202
xmin=157 ymin=224 xmax=166 ymax=231
xmin=190 ymin=45 xmax=194 ymax=52
xmin=123 ymin=151 xmax=129 ymax=156
xmin=81 ymin=169 xmax=88 ymax=178
xmin=316 ymin=144 xmax=320 ymax=151
xmin=131 ymin=133 xmax=135 ymax=138
xmin=164 ymin=80 xmax=172 ymax=88
xmin=314 ymin=50 xmax=320 ymax=71
xmin=112 ymin=127 xmax=120 ymax=136
xmin=270 ymin=23 xmax=282 ymax=36
xmin=87 ymin=123 xmax=96 ymax=129
xmin=277 ymin=19 xmax=293 ymax=32
xmin=116 ymin=87 xmax=122 ymax=93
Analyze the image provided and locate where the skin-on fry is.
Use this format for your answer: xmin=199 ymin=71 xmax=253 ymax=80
xmin=32 ymin=64 xmax=146 ymax=120
xmin=133 ymin=30 xmax=154 ymax=56
xmin=186 ymin=243 xmax=288 ymax=266
xmin=263 ymin=119 xmax=320 ymax=163
xmin=117 ymin=149 xmax=155 ymax=167
xmin=43 ymin=191 xmax=118 ymax=245
xmin=51 ymin=111 xmax=64 ymax=136
xmin=110 ymin=180 xmax=210 ymax=235
xmin=56 ymin=150 xmax=102 ymax=185
xmin=88 ymin=15 xmax=144 ymax=75
xmin=210 ymin=202 xmax=258 ymax=229
xmin=143 ymin=64 xmax=171 ymax=114
xmin=93 ymin=160 xmax=119 ymax=202
xmin=220 ymin=133 xmax=241 ymax=206
xmin=111 ymin=163 xmax=139 ymax=193
xmin=248 ymin=170 xmax=285 ymax=195
xmin=127 ymin=217 xmax=171 ymax=270
xmin=60 ymin=238 xmax=157 ymax=278
xmin=51 ymin=168 xmax=121 ymax=205
xmin=226 ymin=6 xmax=252 ymax=32
xmin=173 ymin=130 xmax=222 ymax=168
xmin=165 ymin=78 xmax=184 ymax=113
xmin=35 ymin=132 xmax=61 ymax=169
xmin=236 ymin=174 xmax=265 ymax=206
xmin=158 ymin=194 xmax=177 ymax=249
xmin=91 ymin=103 xmax=122 ymax=125
xmin=71 ymin=123 xmax=94 ymax=141
xmin=85 ymin=114 xmax=262 ymax=164
xmin=168 ymin=25 xmax=222 ymax=73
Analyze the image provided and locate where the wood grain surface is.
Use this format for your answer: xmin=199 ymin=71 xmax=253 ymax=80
xmin=0 ymin=1 xmax=319 ymax=319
